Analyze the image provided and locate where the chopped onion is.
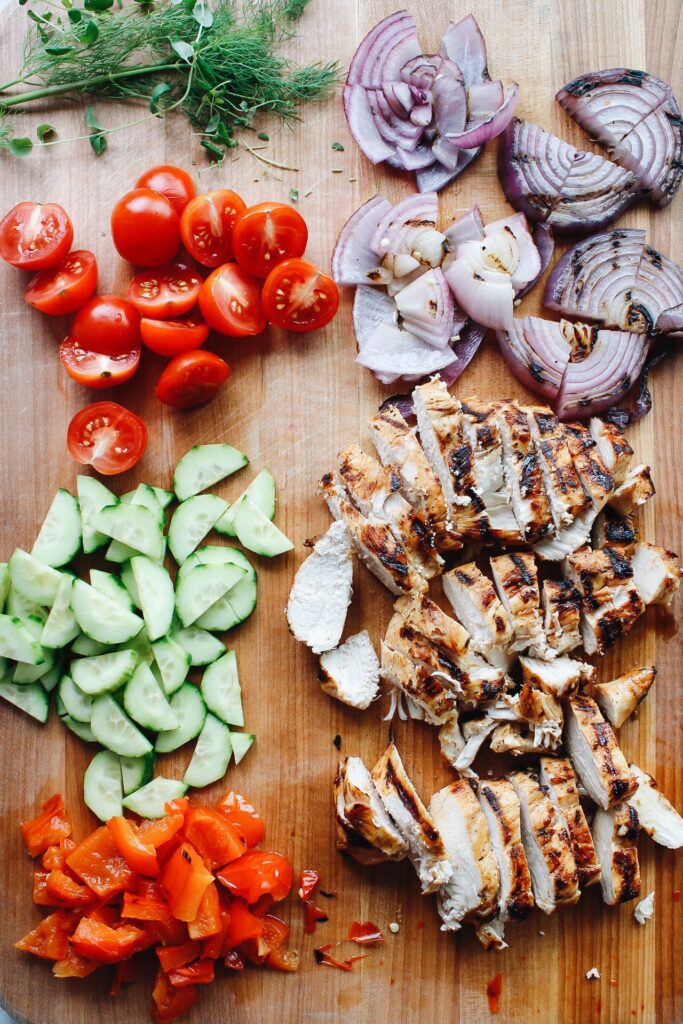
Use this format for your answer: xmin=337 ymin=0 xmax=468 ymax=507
xmin=445 ymin=83 xmax=519 ymax=148
xmin=342 ymin=85 xmax=395 ymax=165
xmin=445 ymin=248 xmax=515 ymax=331
xmin=394 ymin=268 xmax=455 ymax=349
xmin=331 ymin=194 xmax=393 ymax=286
xmin=347 ymin=10 xmax=421 ymax=88
xmin=444 ymin=205 xmax=485 ymax=248
xmin=440 ymin=14 xmax=489 ymax=88
xmin=556 ymin=327 xmax=650 ymax=419
xmin=496 ymin=317 xmax=570 ymax=400
xmin=439 ymin=319 xmax=487 ymax=385
xmin=484 ymin=212 xmax=540 ymax=292
xmin=516 ymin=223 xmax=554 ymax=299
xmin=371 ymin=193 xmax=445 ymax=267
xmin=656 ymin=303 xmax=683 ymax=336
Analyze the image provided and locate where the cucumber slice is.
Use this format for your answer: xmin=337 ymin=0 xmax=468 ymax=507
xmin=124 ymin=662 xmax=179 ymax=731
xmin=32 ymin=489 xmax=81 ymax=567
xmin=177 ymin=545 xmax=253 ymax=578
xmin=13 ymin=647 xmax=56 ymax=683
xmin=120 ymin=562 xmax=141 ymax=609
xmin=0 ymin=679 xmax=49 ymax=722
xmin=61 ymin=715 xmax=96 ymax=742
xmin=90 ymin=570 xmax=134 ymax=611
xmin=120 ymin=752 xmax=156 ymax=796
xmin=231 ymin=731 xmax=255 ymax=765
xmin=0 ymin=614 xmax=44 ymax=664
xmin=200 ymin=650 xmax=244 ymax=727
xmin=91 ymin=694 xmax=153 ymax=757
xmin=77 ymin=476 xmax=117 ymax=555
xmin=154 ymin=683 xmax=206 ymax=753
xmin=5 ymin=587 xmax=47 ymax=626
xmin=58 ymin=673 xmax=93 ymax=722
xmin=71 ymin=649 xmax=138 ymax=695
xmin=174 ymin=563 xmax=245 ymax=627
xmin=108 ymin=485 xmax=165 ymax=562
xmin=84 ymin=749 xmax=123 ymax=821
xmin=71 ymin=635 xmax=107 ymax=657
xmin=173 ymin=443 xmax=248 ymax=502
xmin=131 ymin=558 xmax=174 ymax=641
xmin=171 ymin=626 xmax=225 ymax=666
xmin=195 ymin=552 xmax=257 ymax=632
xmin=41 ymin=576 xmax=79 ymax=649
xmin=168 ymin=494 xmax=229 ymax=565
xmin=215 ymin=469 xmax=276 ymax=537
xmin=233 ymin=496 xmax=293 ymax=557
xmin=124 ymin=626 xmax=154 ymax=665
xmin=71 ymin=579 xmax=144 ymax=645
xmin=152 ymin=637 xmax=190 ymax=696
xmin=123 ymin=485 xmax=174 ymax=511
xmin=0 ymin=563 xmax=10 ymax=613
xmin=40 ymin=665 xmax=61 ymax=693
xmin=9 ymin=549 xmax=63 ymax=606
xmin=122 ymin=777 xmax=188 ymax=819
xmin=95 ymin=504 xmax=165 ymax=563
xmin=183 ymin=713 xmax=233 ymax=788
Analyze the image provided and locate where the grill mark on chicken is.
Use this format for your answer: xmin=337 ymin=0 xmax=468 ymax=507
xmin=362 ymin=525 xmax=410 ymax=579
xmin=507 ymin=845 xmax=536 ymax=919
xmin=397 ymin=623 xmax=466 ymax=684
xmin=604 ymin=546 xmax=634 ymax=578
xmin=480 ymin=785 xmax=511 ymax=844
xmin=510 ymin=553 xmax=534 ymax=587
xmin=385 ymin=761 xmax=440 ymax=845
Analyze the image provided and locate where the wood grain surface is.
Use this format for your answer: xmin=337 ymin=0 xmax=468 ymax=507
xmin=0 ymin=1 xmax=682 ymax=1021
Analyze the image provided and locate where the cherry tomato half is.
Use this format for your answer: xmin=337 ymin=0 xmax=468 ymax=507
xmin=60 ymin=337 xmax=141 ymax=389
xmin=216 ymin=851 xmax=293 ymax=905
xmin=216 ymin=792 xmax=265 ymax=848
xmin=262 ymin=258 xmax=339 ymax=333
xmin=111 ymin=188 xmax=180 ymax=267
xmin=71 ymin=295 xmax=141 ymax=356
xmin=155 ymin=350 xmax=229 ymax=410
xmin=67 ymin=401 xmax=147 ymax=475
xmin=198 ymin=264 xmax=266 ymax=337
xmin=140 ymin=315 xmax=209 ymax=357
xmin=180 ymin=190 xmax=246 ymax=268
xmin=0 ymin=202 xmax=73 ymax=270
xmin=127 ymin=262 xmax=202 ymax=319
xmin=24 ymin=249 xmax=97 ymax=316
xmin=232 ymin=202 xmax=308 ymax=278
xmin=135 ymin=165 xmax=196 ymax=217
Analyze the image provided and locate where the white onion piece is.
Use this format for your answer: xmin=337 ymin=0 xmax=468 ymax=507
xmin=347 ymin=10 xmax=421 ymax=87
xmin=331 ymin=194 xmax=393 ymax=286
xmin=496 ymin=317 xmax=570 ymax=399
xmin=484 ymin=212 xmax=541 ymax=292
xmin=394 ymin=268 xmax=455 ymax=348
xmin=556 ymin=329 xmax=650 ymax=419
xmin=371 ymin=194 xmax=446 ymax=268
xmin=382 ymin=252 xmax=421 ymax=279
xmin=353 ymin=284 xmax=399 ymax=346
xmin=386 ymin=265 xmax=429 ymax=297
xmin=356 ymin=322 xmax=457 ymax=383
xmin=445 ymin=83 xmax=519 ymax=148
xmin=342 ymin=85 xmax=396 ymax=165
xmin=445 ymin=250 xmax=515 ymax=330
xmin=478 ymin=230 xmax=520 ymax=277
xmin=440 ymin=14 xmax=489 ymax=88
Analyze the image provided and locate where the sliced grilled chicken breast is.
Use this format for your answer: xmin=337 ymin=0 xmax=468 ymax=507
xmin=334 ymin=757 xmax=408 ymax=865
xmin=430 ymin=780 xmax=500 ymax=931
xmin=371 ymin=743 xmax=453 ymax=894
xmin=628 ymin=764 xmax=683 ymax=849
xmin=478 ymin=779 xmax=535 ymax=937
xmin=589 ymin=418 xmax=634 ymax=485
xmin=334 ymin=780 xmax=388 ymax=866
xmin=490 ymin=722 xmax=553 ymax=756
xmin=542 ymin=579 xmax=582 ymax=654
xmin=318 ymin=631 xmax=380 ymax=710
xmin=591 ymin=802 xmax=641 ymax=905
xmin=529 ymin=408 xmax=589 ymax=529
xmin=517 ymin=681 xmax=564 ymax=747
xmin=509 ymin=769 xmax=580 ymax=913
xmin=519 ymin=654 xmax=587 ymax=698
xmin=579 ymin=584 xmax=645 ymax=656
xmin=564 ymin=544 xmax=634 ymax=597
xmin=594 ymin=666 xmax=656 ymax=728
xmin=564 ymin=423 xmax=615 ymax=508
xmin=455 ymin=717 xmax=497 ymax=773
xmin=370 ymin=404 xmax=448 ymax=523
xmin=380 ymin=643 xmax=459 ymax=724
xmin=490 ymin=552 xmax=548 ymax=656
xmin=533 ymin=507 xmax=595 ymax=562
xmin=539 ymin=756 xmax=602 ymax=888
xmin=495 ymin=401 xmax=553 ymax=543
xmin=607 ymin=464 xmax=655 ymax=516
xmin=592 ymin=507 xmax=639 ymax=555
xmin=631 ymin=542 xmax=683 ymax=606
xmin=438 ymin=713 xmax=466 ymax=768
xmin=459 ymin=397 xmax=520 ymax=543
xmin=564 ymin=694 xmax=636 ymax=809
xmin=442 ymin=563 xmax=514 ymax=669
xmin=286 ymin=520 xmax=353 ymax=654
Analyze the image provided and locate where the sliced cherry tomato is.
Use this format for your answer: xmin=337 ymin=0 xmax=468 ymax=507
xmin=262 ymin=257 xmax=339 ymax=332
xmin=71 ymin=295 xmax=141 ymax=356
xmin=128 ymin=262 xmax=202 ymax=319
xmin=155 ymin=350 xmax=229 ymax=410
xmin=141 ymin=315 xmax=209 ymax=357
xmin=67 ymin=401 xmax=148 ymax=476
xmin=216 ymin=792 xmax=265 ymax=848
xmin=24 ymin=249 xmax=97 ymax=315
xmin=111 ymin=188 xmax=180 ymax=267
xmin=180 ymin=190 xmax=246 ymax=267
xmin=21 ymin=794 xmax=72 ymax=857
xmin=60 ymin=337 xmax=141 ymax=389
xmin=232 ymin=201 xmax=308 ymax=277
xmin=216 ymin=851 xmax=293 ymax=905
xmin=135 ymin=165 xmax=196 ymax=217
xmin=0 ymin=201 xmax=73 ymax=270
xmin=71 ymin=917 xmax=145 ymax=964
xmin=198 ymin=263 xmax=266 ymax=337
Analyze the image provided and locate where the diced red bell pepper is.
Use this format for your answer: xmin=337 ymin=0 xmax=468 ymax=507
xmin=45 ymin=869 xmax=95 ymax=908
xmin=215 ymin=792 xmax=265 ymax=848
xmin=200 ymin=908 xmax=231 ymax=960
xmin=33 ymin=869 xmax=51 ymax=906
xmin=21 ymin=795 xmax=72 ymax=857
xmin=121 ymin=892 xmax=173 ymax=924
xmin=183 ymin=807 xmax=246 ymax=871
xmin=66 ymin=826 xmax=137 ymax=900
xmin=136 ymin=876 xmax=166 ymax=899
xmin=167 ymin=959 xmax=215 ymax=988
xmin=52 ymin=945 xmax=100 ymax=978
xmin=151 ymin=969 xmax=198 ymax=1024
xmin=262 ymin=914 xmax=290 ymax=950
xmin=157 ymin=941 xmax=201 ymax=973
xmin=216 ymin=850 xmax=293 ymax=905
xmin=188 ymin=880 xmax=221 ymax=940
xmin=145 ymin=916 xmax=189 ymax=948
xmin=266 ymin=946 xmax=301 ymax=973
xmin=70 ymin=917 xmax=145 ymax=964
xmin=111 ymin=957 xmax=138 ymax=996
xmin=222 ymin=898 xmax=264 ymax=949
xmin=165 ymin=796 xmax=190 ymax=816
xmin=297 ymin=869 xmax=322 ymax=902
xmin=224 ymin=950 xmax=245 ymax=971
xmin=107 ymin=816 xmax=159 ymax=876
xmin=161 ymin=842 xmax=214 ymax=923
xmin=138 ymin=814 xmax=185 ymax=849
xmin=42 ymin=838 xmax=76 ymax=871
xmin=15 ymin=910 xmax=75 ymax=960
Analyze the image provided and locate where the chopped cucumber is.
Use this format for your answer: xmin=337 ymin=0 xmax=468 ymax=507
xmin=5 ymin=587 xmax=46 ymax=626
xmin=90 ymin=570 xmax=134 ymax=611
xmin=71 ymin=635 xmax=108 ymax=657
xmin=0 ymin=679 xmax=49 ymax=722
xmin=41 ymin=576 xmax=79 ymax=649
xmin=14 ymin=647 xmax=56 ymax=683
xmin=233 ymin=495 xmax=293 ymax=557
xmin=71 ymin=579 xmax=144 ymax=645
xmin=91 ymin=694 xmax=153 ymax=757
xmin=31 ymin=489 xmax=81 ymax=567
xmin=9 ymin=549 xmax=63 ymax=606
xmin=58 ymin=673 xmax=93 ymax=722
xmin=120 ymin=562 xmax=141 ymax=609
xmin=124 ymin=626 xmax=154 ymax=665
xmin=108 ymin=485 xmax=165 ymax=562
xmin=40 ymin=665 xmax=61 ymax=693
xmin=154 ymin=683 xmax=206 ymax=753
xmin=120 ymin=752 xmax=156 ymax=796
xmin=0 ymin=614 xmax=44 ymax=664
xmin=200 ymin=650 xmax=244 ymax=727
xmin=122 ymin=777 xmax=188 ymax=819
xmin=84 ymin=749 xmax=123 ymax=821
xmin=231 ymin=731 xmax=255 ymax=765
xmin=61 ymin=715 xmax=96 ymax=743
xmin=152 ymin=637 xmax=191 ymax=696
xmin=124 ymin=485 xmax=174 ymax=510
xmin=131 ymin=558 xmax=174 ymax=641
xmin=124 ymin=662 xmax=179 ymax=731
xmin=0 ymin=564 xmax=10 ymax=612
xmin=168 ymin=494 xmax=228 ymax=564
xmin=77 ymin=476 xmax=117 ymax=554
xmin=95 ymin=503 xmax=165 ymax=563
xmin=175 ymin=563 xmax=245 ymax=627
xmin=71 ymin=649 xmax=138 ymax=695
xmin=196 ymin=552 xmax=257 ymax=632
xmin=177 ymin=544 xmax=253 ymax=579
xmin=183 ymin=713 xmax=232 ymax=788
xmin=215 ymin=469 xmax=276 ymax=537
xmin=173 ymin=443 xmax=248 ymax=502
xmin=171 ymin=626 xmax=225 ymax=666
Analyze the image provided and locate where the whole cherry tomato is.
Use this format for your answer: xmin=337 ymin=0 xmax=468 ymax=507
xmin=0 ymin=202 xmax=73 ymax=270
xmin=71 ymin=295 xmax=141 ymax=356
xmin=24 ymin=250 xmax=97 ymax=315
xmin=111 ymin=188 xmax=180 ymax=266
xmin=155 ymin=350 xmax=229 ymax=409
xmin=135 ymin=165 xmax=196 ymax=217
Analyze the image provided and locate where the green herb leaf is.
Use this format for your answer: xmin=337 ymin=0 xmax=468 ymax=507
xmin=331 ymin=141 xmax=344 ymax=151
xmin=171 ymin=39 xmax=194 ymax=62
xmin=204 ymin=112 xmax=220 ymax=135
xmin=288 ymin=188 xmax=299 ymax=203
xmin=257 ymin=131 xmax=269 ymax=141
xmin=67 ymin=8 xmax=82 ymax=22
xmin=36 ymin=124 xmax=56 ymax=142
xmin=8 ymin=137 xmax=33 ymax=156
xmin=200 ymin=138 xmax=225 ymax=161
xmin=149 ymin=82 xmax=172 ymax=114
xmin=85 ymin=105 xmax=107 ymax=156
xmin=192 ymin=0 xmax=213 ymax=28
xmin=84 ymin=0 xmax=114 ymax=10
xmin=78 ymin=19 xmax=99 ymax=44
xmin=44 ymin=44 xmax=73 ymax=55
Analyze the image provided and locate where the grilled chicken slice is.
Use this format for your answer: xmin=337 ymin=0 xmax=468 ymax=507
xmin=631 ymin=542 xmax=683 ymax=606
xmin=370 ymin=403 xmax=448 ymax=524
xmin=509 ymin=769 xmax=580 ymax=913
xmin=607 ymin=464 xmax=655 ymax=517
xmin=459 ymin=397 xmax=520 ymax=543
xmin=516 ymin=681 xmax=563 ymax=748
xmin=371 ymin=743 xmax=453 ymax=894
xmin=563 ymin=423 xmax=615 ymax=508
xmin=564 ymin=544 xmax=634 ymax=597
xmin=542 ymin=579 xmax=582 ymax=654
xmin=430 ymin=780 xmax=500 ymax=931
xmin=592 ymin=507 xmax=639 ymax=555
xmin=579 ymin=583 xmax=645 ymax=656
xmin=455 ymin=717 xmax=497 ymax=773
xmin=477 ymin=779 xmax=535 ymax=944
xmin=495 ymin=401 xmax=553 ymax=544
xmin=286 ymin=520 xmax=353 ymax=654
xmin=591 ymin=802 xmax=641 ymax=906
xmin=442 ymin=563 xmax=514 ymax=669
xmin=539 ymin=757 xmax=601 ymax=888
xmin=529 ymin=408 xmax=589 ymax=530
xmin=594 ymin=666 xmax=656 ymax=728
xmin=628 ymin=764 xmax=683 ymax=849
xmin=589 ymin=418 xmax=634 ymax=486
xmin=380 ymin=643 xmax=459 ymax=724
xmin=519 ymin=654 xmax=588 ymax=698
xmin=533 ymin=507 xmax=596 ymax=562
xmin=318 ymin=631 xmax=380 ymax=710
xmin=564 ymin=694 xmax=637 ymax=809
xmin=334 ymin=780 xmax=388 ymax=866
xmin=490 ymin=722 xmax=552 ymax=755
xmin=334 ymin=756 xmax=408 ymax=865
xmin=490 ymin=552 xmax=548 ymax=656
xmin=438 ymin=713 xmax=466 ymax=768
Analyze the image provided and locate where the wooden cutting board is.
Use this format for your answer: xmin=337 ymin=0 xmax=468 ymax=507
xmin=0 ymin=0 xmax=681 ymax=1021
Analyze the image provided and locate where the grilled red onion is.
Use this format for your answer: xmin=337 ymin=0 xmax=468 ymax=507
xmin=394 ymin=268 xmax=455 ymax=348
xmin=608 ymin=98 xmax=683 ymax=205
xmin=440 ymin=14 xmax=489 ymax=87
xmin=606 ymin=341 xmax=675 ymax=425
xmin=439 ymin=319 xmax=487 ymax=385
xmin=516 ymin=224 xmax=554 ymax=299
xmin=484 ymin=212 xmax=540 ymax=292
xmin=331 ymin=195 xmax=393 ymax=286
xmin=444 ymin=205 xmax=485 ymax=248
xmin=370 ymin=193 xmax=445 ymax=267
xmin=379 ymin=392 xmax=416 ymax=423
xmin=555 ymin=326 xmax=650 ymax=420
xmin=347 ymin=10 xmax=421 ymax=87
xmin=445 ymin=82 xmax=519 ymax=149
xmin=497 ymin=317 xmax=570 ymax=400
xmin=655 ymin=303 xmax=683 ymax=336
xmin=342 ymin=85 xmax=396 ymax=165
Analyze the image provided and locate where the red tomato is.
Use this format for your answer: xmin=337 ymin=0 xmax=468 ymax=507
xmin=155 ymin=350 xmax=229 ymax=410
xmin=198 ymin=264 xmax=266 ymax=337
xmin=232 ymin=202 xmax=308 ymax=277
xmin=262 ymin=258 xmax=339 ymax=332
xmin=111 ymin=188 xmax=180 ymax=267
xmin=215 ymin=792 xmax=265 ymax=848
xmin=24 ymin=249 xmax=97 ymax=316
xmin=127 ymin=262 xmax=202 ymax=319
xmin=216 ymin=850 xmax=293 ymax=905
xmin=60 ymin=338 xmax=141 ymax=389
xmin=135 ymin=165 xmax=196 ymax=217
xmin=71 ymin=295 xmax=141 ymax=356
xmin=140 ymin=315 xmax=209 ymax=357
xmin=180 ymin=190 xmax=246 ymax=267
xmin=0 ymin=201 xmax=73 ymax=270
xmin=67 ymin=402 xmax=148 ymax=475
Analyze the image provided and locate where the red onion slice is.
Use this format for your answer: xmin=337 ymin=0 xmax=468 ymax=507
xmin=496 ymin=317 xmax=570 ymax=399
xmin=445 ymin=83 xmax=519 ymax=148
xmin=556 ymin=329 xmax=650 ymax=420
xmin=484 ymin=212 xmax=540 ymax=293
xmin=393 ymin=145 xmax=437 ymax=171
xmin=415 ymin=150 xmax=481 ymax=192
xmin=444 ymin=205 xmax=485 ymax=248
xmin=440 ymin=14 xmax=489 ymax=88
xmin=383 ymin=80 xmax=414 ymax=118
xmin=366 ymin=89 xmax=423 ymax=150
xmin=348 ymin=11 xmax=421 ymax=88
xmin=629 ymin=245 xmax=683 ymax=333
xmin=438 ymin=319 xmax=487 ymax=385
xmin=468 ymin=79 xmax=504 ymax=115
xmin=356 ymin=322 xmax=458 ymax=383
xmin=432 ymin=73 xmax=468 ymax=138
xmin=394 ymin=268 xmax=455 ymax=349
xmin=445 ymin=250 xmax=515 ymax=330
xmin=370 ymin=193 xmax=445 ymax=266
xmin=331 ymin=195 xmax=394 ymax=286
xmin=515 ymin=224 xmax=554 ymax=299
xmin=655 ymin=303 xmax=683 ymax=336
xmin=608 ymin=97 xmax=683 ymax=206
xmin=343 ymin=85 xmax=396 ymax=165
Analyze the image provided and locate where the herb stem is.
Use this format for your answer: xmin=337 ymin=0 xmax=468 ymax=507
xmin=0 ymin=62 xmax=182 ymax=109
xmin=241 ymin=140 xmax=299 ymax=171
